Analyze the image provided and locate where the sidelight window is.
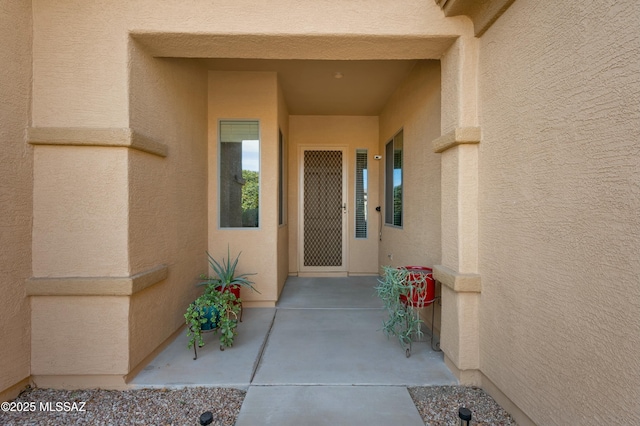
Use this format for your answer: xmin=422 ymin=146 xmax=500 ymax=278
xmin=355 ymin=149 xmax=368 ymax=238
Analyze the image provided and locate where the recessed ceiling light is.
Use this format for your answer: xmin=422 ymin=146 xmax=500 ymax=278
xmin=333 ymin=72 xmax=343 ymax=79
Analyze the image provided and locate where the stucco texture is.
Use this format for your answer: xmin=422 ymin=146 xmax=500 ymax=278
xmin=208 ymin=71 xmax=281 ymax=304
xmin=477 ymin=0 xmax=640 ymax=424
xmin=31 ymin=0 xmax=465 ymax=129
xmin=277 ymin=83 xmax=290 ymax=296
xmin=29 ymin=44 xmax=210 ymax=381
xmin=378 ymin=61 xmax=442 ymax=270
xmin=127 ymin=45 xmax=209 ymax=370
xmin=31 ymin=297 xmax=129 ymax=375
xmin=0 ymin=0 xmax=32 ymax=400
xmin=376 ymin=60 xmax=443 ymax=339
xmin=32 ymin=146 xmax=129 ymax=277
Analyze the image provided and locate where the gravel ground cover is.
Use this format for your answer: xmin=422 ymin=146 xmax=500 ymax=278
xmin=0 ymin=387 xmax=245 ymax=426
xmin=409 ymin=386 xmax=517 ymax=425
xmin=3 ymin=385 xmax=516 ymax=425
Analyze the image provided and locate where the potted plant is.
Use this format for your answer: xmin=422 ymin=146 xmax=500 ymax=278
xmin=185 ymin=247 xmax=259 ymax=359
xmin=398 ymin=266 xmax=435 ymax=308
xmin=185 ymin=288 xmax=242 ymax=359
xmin=198 ymin=246 xmax=260 ymax=298
xmin=375 ymin=265 xmax=433 ymax=358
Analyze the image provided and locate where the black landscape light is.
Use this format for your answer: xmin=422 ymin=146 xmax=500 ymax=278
xmin=459 ymin=406 xmax=472 ymax=425
xmin=199 ymin=411 xmax=213 ymax=425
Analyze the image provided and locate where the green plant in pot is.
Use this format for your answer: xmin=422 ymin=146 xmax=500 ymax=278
xmin=198 ymin=246 xmax=260 ymax=297
xmin=375 ymin=265 xmax=424 ymax=357
xmin=185 ymin=288 xmax=241 ymax=358
xmin=184 ymin=293 xmax=218 ymax=349
xmin=185 ymin=247 xmax=258 ymax=359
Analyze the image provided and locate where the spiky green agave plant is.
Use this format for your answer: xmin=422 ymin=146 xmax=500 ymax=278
xmin=199 ymin=245 xmax=259 ymax=293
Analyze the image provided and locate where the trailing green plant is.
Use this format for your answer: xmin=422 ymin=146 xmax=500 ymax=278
xmin=215 ymin=290 xmax=241 ymax=349
xmin=186 ymin=247 xmax=258 ymax=354
xmin=375 ymin=265 xmax=424 ymax=352
xmin=185 ymin=295 xmax=216 ymax=350
xmin=185 ymin=289 xmax=242 ymax=350
xmin=199 ymin=246 xmax=259 ymax=293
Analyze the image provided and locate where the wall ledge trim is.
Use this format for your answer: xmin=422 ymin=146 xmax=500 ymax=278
xmin=433 ymin=264 xmax=481 ymax=293
xmin=26 ymin=265 xmax=168 ymax=296
xmin=31 ymin=375 xmax=129 ymax=391
xmin=432 ymin=127 xmax=481 ymax=153
xmin=27 ymin=127 xmax=168 ymax=157
xmin=434 ymin=0 xmax=516 ymax=37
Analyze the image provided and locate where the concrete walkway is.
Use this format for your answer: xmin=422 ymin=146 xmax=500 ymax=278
xmin=131 ymin=276 xmax=457 ymax=425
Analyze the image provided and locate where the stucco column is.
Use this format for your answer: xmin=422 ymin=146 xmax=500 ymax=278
xmin=26 ymin=128 xmax=168 ymax=389
xmin=434 ymin=35 xmax=483 ymax=385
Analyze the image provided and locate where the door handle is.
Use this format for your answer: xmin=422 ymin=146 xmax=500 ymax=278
xmin=343 ymin=203 xmax=347 ymax=213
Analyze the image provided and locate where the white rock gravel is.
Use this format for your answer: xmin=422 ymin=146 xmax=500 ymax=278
xmin=409 ymin=386 xmax=517 ymax=425
xmin=3 ymin=385 xmax=516 ymax=425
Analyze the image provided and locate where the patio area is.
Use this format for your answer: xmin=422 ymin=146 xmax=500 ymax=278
xmin=130 ymin=276 xmax=457 ymax=425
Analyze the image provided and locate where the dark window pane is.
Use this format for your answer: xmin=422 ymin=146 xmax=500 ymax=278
xmin=385 ymin=129 xmax=403 ymax=227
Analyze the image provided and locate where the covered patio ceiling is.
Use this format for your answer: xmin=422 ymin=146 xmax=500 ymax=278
xmin=133 ymin=32 xmax=455 ymax=116
xmin=201 ymin=58 xmax=423 ymax=116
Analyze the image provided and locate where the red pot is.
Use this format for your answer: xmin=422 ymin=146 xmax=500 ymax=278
xmin=399 ymin=266 xmax=435 ymax=308
xmin=215 ymin=285 xmax=241 ymax=299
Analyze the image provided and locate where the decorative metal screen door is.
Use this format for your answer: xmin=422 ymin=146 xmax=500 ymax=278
xmin=299 ymin=148 xmax=347 ymax=273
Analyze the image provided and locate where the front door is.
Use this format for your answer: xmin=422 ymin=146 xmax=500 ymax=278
xmin=299 ymin=147 xmax=348 ymax=274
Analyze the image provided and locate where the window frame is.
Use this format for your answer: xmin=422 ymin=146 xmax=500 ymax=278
xmin=218 ymin=119 xmax=261 ymax=230
xmin=278 ymin=128 xmax=287 ymax=226
xmin=384 ymin=129 xmax=403 ymax=228
xmin=354 ymin=148 xmax=368 ymax=239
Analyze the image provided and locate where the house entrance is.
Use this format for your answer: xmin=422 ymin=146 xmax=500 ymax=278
xmin=299 ymin=147 xmax=348 ymax=274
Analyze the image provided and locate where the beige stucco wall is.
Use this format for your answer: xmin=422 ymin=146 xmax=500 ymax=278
xmin=477 ymin=1 xmax=640 ymax=424
xmin=31 ymin=296 xmax=129 ymax=375
xmin=288 ymin=116 xmax=380 ymax=275
xmin=127 ymin=45 xmax=209 ymax=370
xmin=29 ymin=44 xmax=209 ymax=384
xmin=208 ymin=71 xmax=281 ymax=304
xmin=32 ymin=146 xmax=130 ymax=277
xmin=277 ymin=82 xmax=290 ymax=296
xmin=378 ymin=61 xmax=442 ymax=270
xmin=30 ymin=0 xmax=468 ymax=127
xmin=0 ymin=0 xmax=33 ymax=401
xmin=30 ymin=142 xmax=132 ymax=384
xmin=377 ymin=60 xmax=443 ymax=336
xmin=30 ymin=0 xmax=465 ymax=129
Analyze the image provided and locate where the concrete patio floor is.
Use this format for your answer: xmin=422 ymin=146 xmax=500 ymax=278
xmin=130 ymin=275 xmax=457 ymax=425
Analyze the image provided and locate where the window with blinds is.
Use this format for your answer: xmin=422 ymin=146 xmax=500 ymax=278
xmin=219 ymin=120 xmax=260 ymax=228
xmin=355 ymin=149 xmax=368 ymax=238
xmin=385 ymin=129 xmax=403 ymax=227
